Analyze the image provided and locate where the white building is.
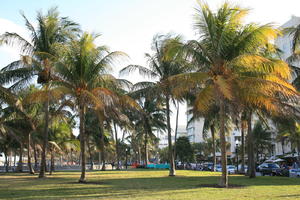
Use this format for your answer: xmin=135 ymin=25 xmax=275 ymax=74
xmin=157 ymin=125 xmax=187 ymax=149
xmin=186 ymin=116 xmax=205 ymax=143
xmin=276 ymin=15 xmax=300 ymax=61
xmin=273 ymin=15 xmax=300 ymax=156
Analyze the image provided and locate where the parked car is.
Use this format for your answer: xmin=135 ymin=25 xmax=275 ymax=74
xmin=227 ymin=165 xmax=236 ymax=174
xmin=202 ymin=163 xmax=213 ymax=171
xmin=216 ymin=165 xmax=235 ymax=174
xmin=215 ymin=164 xmax=221 ymax=172
xmin=289 ymin=169 xmax=300 ymax=177
xmin=237 ymin=164 xmax=248 ymax=173
xmin=258 ymin=163 xmax=281 ymax=176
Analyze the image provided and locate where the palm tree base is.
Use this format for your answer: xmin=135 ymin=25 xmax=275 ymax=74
xmin=78 ymin=179 xmax=87 ymax=183
xmin=38 ymin=175 xmax=46 ymax=178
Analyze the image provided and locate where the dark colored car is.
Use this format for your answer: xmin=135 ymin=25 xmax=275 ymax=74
xmin=202 ymin=163 xmax=213 ymax=171
xmin=259 ymin=163 xmax=281 ymax=176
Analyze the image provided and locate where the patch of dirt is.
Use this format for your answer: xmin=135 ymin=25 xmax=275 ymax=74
xmin=198 ymin=184 xmax=246 ymax=189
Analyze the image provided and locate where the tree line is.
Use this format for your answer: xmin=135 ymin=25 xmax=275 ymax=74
xmin=1 ymin=2 xmax=300 ymax=187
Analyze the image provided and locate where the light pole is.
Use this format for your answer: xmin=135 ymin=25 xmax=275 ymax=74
xmin=235 ymin=140 xmax=240 ymax=173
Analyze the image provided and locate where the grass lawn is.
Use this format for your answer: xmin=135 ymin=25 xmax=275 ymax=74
xmin=0 ymin=169 xmax=299 ymax=200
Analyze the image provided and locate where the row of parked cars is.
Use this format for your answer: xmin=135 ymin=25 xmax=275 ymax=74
xmin=257 ymin=162 xmax=300 ymax=177
xmin=201 ymin=163 xmax=247 ymax=173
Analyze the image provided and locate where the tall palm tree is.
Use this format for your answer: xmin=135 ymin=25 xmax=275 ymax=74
xmin=120 ymin=34 xmax=189 ymax=176
xmin=0 ymin=7 xmax=80 ymax=178
xmin=169 ymin=2 xmax=298 ymax=187
xmin=54 ymin=32 xmax=126 ymax=182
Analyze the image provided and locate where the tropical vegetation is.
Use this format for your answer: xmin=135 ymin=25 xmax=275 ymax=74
xmin=1 ymin=1 xmax=300 ymax=191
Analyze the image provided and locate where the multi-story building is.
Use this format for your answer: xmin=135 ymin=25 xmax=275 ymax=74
xmin=157 ymin=125 xmax=187 ymax=149
xmin=276 ymin=15 xmax=300 ymax=61
xmin=186 ymin=109 xmax=205 ymax=143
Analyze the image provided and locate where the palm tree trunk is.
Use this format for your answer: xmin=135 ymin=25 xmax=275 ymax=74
xmin=16 ymin=145 xmax=23 ymax=172
xmin=241 ymin=120 xmax=245 ymax=174
xmin=27 ymin=132 xmax=34 ymax=174
xmin=166 ymin=95 xmax=175 ymax=176
xmin=39 ymin=97 xmax=49 ymax=178
xmin=33 ymin=143 xmax=38 ymax=171
xmin=247 ymin=112 xmax=256 ymax=178
xmin=87 ymin=141 xmax=93 ymax=170
xmin=49 ymin=148 xmax=54 ymax=175
xmin=98 ymin=114 xmax=106 ymax=171
xmin=122 ymin=130 xmax=126 ymax=142
xmin=13 ymin=150 xmax=16 ymax=168
xmin=4 ymin=151 xmax=9 ymax=172
xmin=173 ymin=103 xmax=179 ymax=163
xmin=281 ymin=139 xmax=285 ymax=155
xmin=113 ymin=122 xmax=120 ymax=170
xmin=211 ymin=125 xmax=216 ymax=172
xmin=79 ymin=102 xmax=87 ymax=183
xmin=144 ymin=131 xmax=148 ymax=166
xmin=219 ymin=98 xmax=228 ymax=187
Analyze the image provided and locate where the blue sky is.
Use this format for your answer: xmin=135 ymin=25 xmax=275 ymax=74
xmin=1 ymin=0 xmax=300 ymax=128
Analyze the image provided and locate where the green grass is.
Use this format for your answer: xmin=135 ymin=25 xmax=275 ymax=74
xmin=0 ymin=169 xmax=299 ymax=200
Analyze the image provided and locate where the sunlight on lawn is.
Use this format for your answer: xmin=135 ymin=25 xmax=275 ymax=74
xmin=0 ymin=170 xmax=299 ymax=200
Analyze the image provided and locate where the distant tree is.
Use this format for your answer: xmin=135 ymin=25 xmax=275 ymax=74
xmin=252 ymin=122 xmax=272 ymax=162
xmin=175 ymin=136 xmax=194 ymax=163
xmin=158 ymin=147 xmax=169 ymax=163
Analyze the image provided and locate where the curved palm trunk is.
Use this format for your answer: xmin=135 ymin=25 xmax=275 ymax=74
xmin=211 ymin=125 xmax=216 ymax=172
xmin=247 ymin=112 xmax=256 ymax=178
xmin=27 ymin=132 xmax=34 ymax=174
xmin=241 ymin=119 xmax=245 ymax=174
xmin=219 ymin=98 xmax=228 ymax=187
xmin=79 ymin=102 xmax=87 ymax=183
xmin=16 ymin=145 xmax=23 ymax=172
xmin=39 ymin=97 xmax=49 ymax=178
xmin=113 ymin=122 xmax=120 ymax=170
xmin=166 ymin=95 xmax=175 ymax=176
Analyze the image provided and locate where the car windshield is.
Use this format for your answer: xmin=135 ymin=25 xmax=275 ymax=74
xmin=228 ymin=166 xmax=235 ymax=169
xmin=268 ymin=164 xmax=280 ymax=168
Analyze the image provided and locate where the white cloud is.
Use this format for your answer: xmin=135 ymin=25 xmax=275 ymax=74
xmin=0 ymin=18 xmax=29 ymax=68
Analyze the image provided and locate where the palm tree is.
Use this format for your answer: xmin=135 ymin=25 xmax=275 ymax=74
xmin=274 ymin=117 xmax=300 ymax=155
xmin=169 ymin=2 xmax=298 ymax=187
xmin=54 ymin=32 xmax=126 ymax=182
xmin=0 ymin=7 xmax=80 ymax=178
xmin=252 ymin=122 xmax=272 ymax=162
xmin=134 ymin=97 xmax=166 ymax=166
xmin=120 ymin=34 xmax=189 ymax=176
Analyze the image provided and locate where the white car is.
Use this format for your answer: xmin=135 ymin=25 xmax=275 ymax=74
xmin=227 ymin=165 xmax=236 ymax=174
xmin=216 ymin=165 xmax=236 ymax=174
xmin=289 ymin=169 xmax=300 ymax=177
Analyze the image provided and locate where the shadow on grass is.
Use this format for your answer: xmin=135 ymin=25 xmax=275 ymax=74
xmin=1 ymin=171 xmax=300 ymax=199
